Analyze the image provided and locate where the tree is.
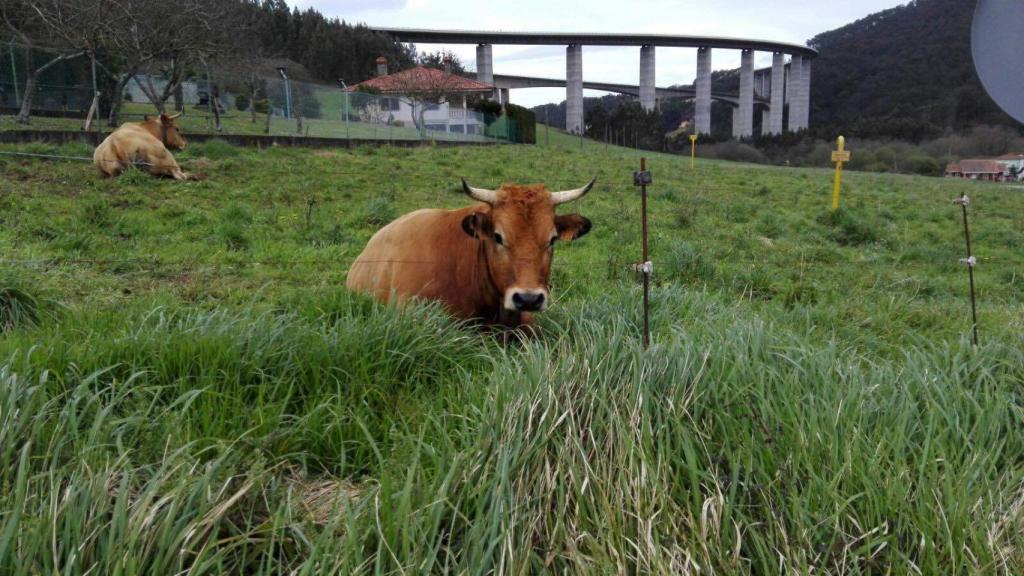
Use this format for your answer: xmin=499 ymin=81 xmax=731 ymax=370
xmin=0 ymin=0 xmax=93 ymax=124
xmin=387 ymin=61 xmax=468 ymax=135
xmin=95 ymin=0 xmax=237 ymax=125
xmin=418 ymin=50 xmax=466 ymax=75
xmin=126 ymin=0 xmax=236 ymax=115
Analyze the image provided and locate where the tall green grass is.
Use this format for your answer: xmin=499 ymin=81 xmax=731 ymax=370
xmin=1 ymin=138 xmax=1022 ymax=573
xmin=1 ymin=286 xmax=1021 ymax=574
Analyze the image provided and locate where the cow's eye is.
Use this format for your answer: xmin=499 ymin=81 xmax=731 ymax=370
xmin=494 ymin=232 xmax=504 ymax=245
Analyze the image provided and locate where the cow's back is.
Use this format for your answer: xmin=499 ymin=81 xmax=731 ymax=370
xmin=95 ymin=124 xmax=151 ymax=176
xmin=346 ymin=206 xmax=485 ymax=316
xmin=93 ymin=123 xmax=187 ymax=179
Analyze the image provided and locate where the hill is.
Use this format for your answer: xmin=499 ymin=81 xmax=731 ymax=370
xmin=1 ymin=136 xmax=1022 ymax=572
xmin=535 ymin=0 xmax=1022 ymax=143
xmin=808 ymin=0 xmax=1018 ymax=138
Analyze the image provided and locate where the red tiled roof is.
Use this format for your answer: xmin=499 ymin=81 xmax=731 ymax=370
xmin=992 ymin=152 xmax=1024 ymax=161
xmin=959 ymin=159 xmax=1004 ymax=174
xmin=348 ymin=67 xmax=494 ymax=94
xmin=945 ymin=163 xmax=962 ymax=173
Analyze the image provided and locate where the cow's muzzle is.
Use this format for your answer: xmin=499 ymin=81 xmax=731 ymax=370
xmin=506 ymin=288 xmax=548 ymax=312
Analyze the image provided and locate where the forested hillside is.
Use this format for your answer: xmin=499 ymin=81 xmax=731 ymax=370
xmin=809 ymin=0 xmax=1015 ymax=138
xmin=243 ymin=0 xmax=416 ymax=84
xmin=534 ymin=0 xmax=1020 ymax=143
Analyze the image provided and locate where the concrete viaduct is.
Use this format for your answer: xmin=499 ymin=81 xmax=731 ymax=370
xmin=375 ymin=28 xmax=818 ymax=138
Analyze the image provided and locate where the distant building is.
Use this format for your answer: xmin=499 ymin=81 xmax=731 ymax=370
xmin=992 ymin=153 xmax=1024 ymax=177
xmin=124 ymin=74 xmax=201 ymax=106
xmin=945 ymin=156 xmax=1023 ymax=181
xmin=346 ymin=58 xmax=494 ymax=134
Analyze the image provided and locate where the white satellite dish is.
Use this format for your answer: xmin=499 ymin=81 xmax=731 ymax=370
xmin=972 ymin=0 xmax=1024 ymax=123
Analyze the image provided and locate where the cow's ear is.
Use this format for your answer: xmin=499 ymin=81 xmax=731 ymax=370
xmin=144 ymin=115 xmax=154 ymax=122
xmin=461 ymin=211 xmax=492 ymax=239
xmin=555 ymin=214 xmax=592 ymax=242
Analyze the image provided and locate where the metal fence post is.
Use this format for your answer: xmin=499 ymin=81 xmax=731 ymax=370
xmin=953 ymin=194 xmax=980 ymax=346
xmin=9 ymin=43 xmax=20 ymax=106
xmin=633 ymin=158 xmax=653 ymax=349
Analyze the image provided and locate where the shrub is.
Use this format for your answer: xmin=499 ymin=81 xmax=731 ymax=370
xmin=0 ymin=272 xmax=42 ymax=332
xmin=503 ymin=103 xmax=536 ymax=144
xmin=235 ymin=94 xmax=250 ymax=111
xmin=903 ymin=154 xmax=942 ymax=176
xmin=357 ymin=196 xmax=397 ymax=227
xmin=189 ymin=138 xmax=240 ymax=160
xmin=662 ymin=243 xmax=716 ymax=284
xmin=219 ymin=223 xmax=249 ymax=250
xmin=218 ymin=204 xmax=252 ymax=250
xmin=469 ymin=98 xmax=502 ymax=123
xmin=674 ymin=204 xmax=695 ymax=228
xmin=702 ymin=141 xmax=765 ymax=164
xmin=81 ymin=197 xmax=112 ymax=227
xmin=818 ymin=208 xmax=879 ymax=246
xmin=119 ymin=165 xmax=150 ymax=185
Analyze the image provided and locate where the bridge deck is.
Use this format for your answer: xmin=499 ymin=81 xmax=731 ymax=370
xmin=375 ymin=28 xmax=817 ymax=58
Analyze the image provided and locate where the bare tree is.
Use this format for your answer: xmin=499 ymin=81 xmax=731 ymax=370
xmin=95 ymin=0 xmax=237 ymax=126
xmin=123 ymin=0 xmax=236 ymax=115
xmin=388 ymin=61 xmax=472 ymax=136
xmin=226 ymin=8 xmax=275 ymax=126
xmin=0 ymin=0 xmax=94 ymax=124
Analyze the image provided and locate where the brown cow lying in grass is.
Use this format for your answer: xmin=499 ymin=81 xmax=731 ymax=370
xmin=346 ymin=179 xmax=594 ymax=327
xmin=93 ymin=112 xmax=194 ymax=180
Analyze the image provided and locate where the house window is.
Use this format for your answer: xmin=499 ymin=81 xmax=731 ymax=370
xmin=381 ymin=97 xmax=400 ymax=111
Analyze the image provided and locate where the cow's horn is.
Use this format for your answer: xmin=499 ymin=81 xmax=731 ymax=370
xmin=166 ymin=111 xmax=183 ymax=120
xmin=551 ymin=178 xmax=596 ymax=205
xmin=462 ymin=179 xmax=498 ymax=204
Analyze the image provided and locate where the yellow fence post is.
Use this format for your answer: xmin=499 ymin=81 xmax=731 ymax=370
xmin=689 ymin=134 xmax=698 ymax=169
xmin=831 ymin=135 xmax=851 ymax=211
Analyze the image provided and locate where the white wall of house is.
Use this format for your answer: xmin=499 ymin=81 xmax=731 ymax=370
xmin=368 ymin=94 xmax=486 ymax=133
xmin=124 ymin=75 xmax=201 ymax=106
xmin=996 ymin=158 xmax=1024 ymax=175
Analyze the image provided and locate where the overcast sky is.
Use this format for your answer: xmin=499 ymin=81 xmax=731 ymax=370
xmin=292 ymin=0 xmax=908 ymax=107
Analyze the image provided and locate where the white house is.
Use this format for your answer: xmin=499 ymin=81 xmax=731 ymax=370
xmin=346 ymin=60 xmax=493 ymax=135
xmin=993 ymin=153 xmax=1024 ymax=179
xmin=124 ymin=74 xmax=201 ymax=106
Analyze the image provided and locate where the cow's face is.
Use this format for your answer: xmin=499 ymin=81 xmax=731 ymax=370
xmin=159 ymin=113 xmax=186 ymax=150
xmin=142 ymin=113 xmax=186 ymax=150
xmin=461 ymin=181 xmax=593 ymax=312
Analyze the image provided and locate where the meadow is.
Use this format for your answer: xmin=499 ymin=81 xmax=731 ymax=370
xmin=0 ymin=129 xmax=1022 ymax=574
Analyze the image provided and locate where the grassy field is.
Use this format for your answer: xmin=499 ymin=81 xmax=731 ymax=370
xmin=0 ymin=128 xmax=1022 ymax=574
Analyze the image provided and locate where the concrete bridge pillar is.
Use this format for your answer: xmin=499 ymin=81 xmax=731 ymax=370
xmin=566 ymin=43 xmax=583 ymax=134
xmin=499 ymin=87 xmax=510 ymax=105
xmin=736 ymin=49 xmax=754 ymax=138
xmin=475 ymin=44 xmax=493 ymax=84
xmin=762 ymin=109 xmax=770 ymax=136
xmin=799 ymin=58 xmax=812 ymax=129
xmin=769 ymin=52 xmax=785 ymax=134
xmin=639 ymin=45 xmax=656 ymax=111
xmin=789 ymin=55 xmax=804 ymax=132
xmin=695 ymin=47 xmax=712 ymax=135
xmin=476 ymin=44 xmax=494 ymax=100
